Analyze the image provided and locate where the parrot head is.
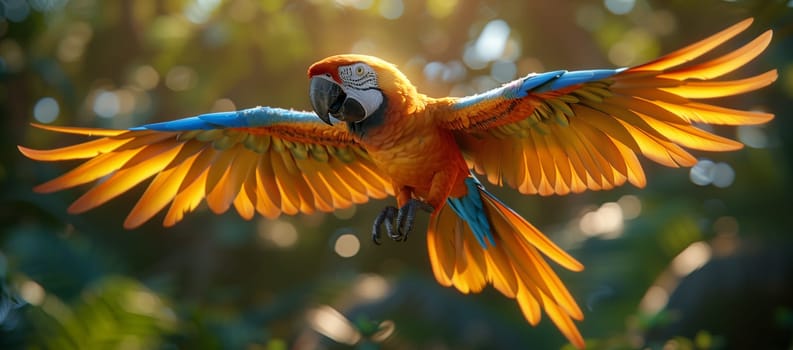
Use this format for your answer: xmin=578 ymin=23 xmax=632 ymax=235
xmin=307 ymin=54 xmax=416 ymax=127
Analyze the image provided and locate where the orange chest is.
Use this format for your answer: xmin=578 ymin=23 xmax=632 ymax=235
xmin=358 ymin=118 xmax=468 ymax=195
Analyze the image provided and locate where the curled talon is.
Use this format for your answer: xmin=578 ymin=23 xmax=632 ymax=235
xmin=371 ymin=199 xmax=434 ymax=244
xmin=395 ymin=199 xmax=434 ymax=242
xmin=372 ymin=206 xmax=398 ymax=245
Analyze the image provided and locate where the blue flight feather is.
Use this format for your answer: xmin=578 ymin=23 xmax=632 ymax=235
xmin=130 ymin=106 xmax=319 ymax=131
xmin=452 ymin=67 xmax=624 ymax=110
xmin=537 ymin=68 xmax=625 ymax=92
xmin=447 ymin=177 xmax=496 ymax=248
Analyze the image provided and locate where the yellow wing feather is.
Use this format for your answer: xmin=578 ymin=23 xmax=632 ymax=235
xmin=442 ymin=18 xmax=776 ymax=196
xmin=20 ymin=122 xmax=393 ymax=228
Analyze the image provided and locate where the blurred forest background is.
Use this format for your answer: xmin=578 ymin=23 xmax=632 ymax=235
xmin=2 ymin=0 xmax=793 ymax=349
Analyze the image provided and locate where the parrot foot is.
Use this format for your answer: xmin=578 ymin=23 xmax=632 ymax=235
xmin=372 ymin=199 xmax=434 ymax=245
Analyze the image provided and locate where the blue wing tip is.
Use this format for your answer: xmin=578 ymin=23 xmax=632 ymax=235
xmin=126 ymin=106 xmax=320 ymax=132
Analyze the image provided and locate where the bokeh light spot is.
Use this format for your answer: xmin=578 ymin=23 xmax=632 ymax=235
xmin=617 ymin=194 xmax=641 ymax=220
xmin=474 ymin=19 xmax=510 ymax=62
xmin=185 ymin=0 xmax=222 ymax=24
xmin=423 ymin=61 xmax=445 ymax=81
xmin=210 ymin=98 xmax=236 ymax=112
xmin=307 ymin=305 xmax=360 ymax=345
xmin=378 ymin=0 xmax=403 ymax=20
xmin=258 ymin=219 xmax=299 ymax=248
xmin=737 ymin=125 xmax=768 ymax=149
xmin=0 ymin=39 xmax=25 ymax=72
xmin=639 ymin=285 xmax=668 ymax=314
xmin=463 ymin=44 xmax=488 ymax=70
xmin=604 ymin=0 xmax=635 ymax=15
xmin=711 ymin=162 xmax=735 ymax=188
xmin=165 ymin=66 xmax=198 ymax=91
xmin=426 ymin=0 xmax=456 ymax=19
xmin=19 ymin=279 xmax=45 ymax=306
xmin=689 ymin=159 xmax=715 ymax=186
xmin=336 ymin=0 xmax=373 ymax=10
xmin=608 ymin=29 xmax=656 ymax=66
xmin=2 ymin=0 xmax=31 ymax=22
xmin=334 ymin=233 xmax=360 ymax=258
xmin=124 ymin=290 xmax=160 ymax=316
xmin=57 ymin=22 xmax=93 ymax=63
xmin=353 ymin=273 xmax=389 ymax=301
xmin=93 ymin=90 xmax=120 ymax=118
xmin=133 ymin=65 xmax=160 ymax=90
xmin=575 ymin=4 xmax=604 ymax=31
xmin=33 ymin=97 xmax=59 ymax=124
xmin=713 ymin=216 xmax=739 ymax=235
xmin=229 ymin=0 xmax=258 ymax=22
xmin=490 ymin=59 xmax=517 ymax=83
xmin=29 ymin=0 xmax=68 ymax=11
xmin=333 ymin=205 xmax=356 ymax=220
xmin=671 ymin=241 xmax=711 ymax=277
xmin=579 ymin=202 xmax=624 ymax=238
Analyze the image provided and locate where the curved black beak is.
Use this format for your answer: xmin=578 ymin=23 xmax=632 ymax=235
xmin=309 ymin=76 xmax=344 ymax=125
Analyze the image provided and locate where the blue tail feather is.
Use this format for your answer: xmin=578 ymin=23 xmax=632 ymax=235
xmin=446 ymin=177 xmax=496 ymax=248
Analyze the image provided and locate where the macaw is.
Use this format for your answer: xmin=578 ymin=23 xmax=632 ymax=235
xmin=18 ymin=18 xmax=775 ymax=348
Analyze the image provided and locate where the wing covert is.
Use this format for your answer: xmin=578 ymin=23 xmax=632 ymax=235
xmin=19 ymin=107 xmax=393 ymax=228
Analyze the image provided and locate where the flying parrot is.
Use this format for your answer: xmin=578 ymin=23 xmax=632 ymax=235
xmin=18 ymin=18 xmax=775 ymax=348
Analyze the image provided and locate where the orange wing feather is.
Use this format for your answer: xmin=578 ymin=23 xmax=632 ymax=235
xmin=436 ymin=18 xmax=775 ymax=196
xmin=20 ymin=121 xmax=393 ymax=228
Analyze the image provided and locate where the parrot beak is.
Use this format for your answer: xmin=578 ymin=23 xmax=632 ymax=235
xmin=310 ymin=76 xmax=368 ymax=125
xmin=310 ymin=76 xmax=345 ymax=125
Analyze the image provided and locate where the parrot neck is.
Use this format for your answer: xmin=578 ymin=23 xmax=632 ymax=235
xmin=346 ymin=96 xmax=389 ymax=138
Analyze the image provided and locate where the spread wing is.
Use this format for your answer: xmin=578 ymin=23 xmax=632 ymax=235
xmin=435 ymin=18 xmax=776 ymax=196
xmin=19 ymin=107 xmax=393 ymax=228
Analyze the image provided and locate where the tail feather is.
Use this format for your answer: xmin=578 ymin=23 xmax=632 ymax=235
xmin=427 ymin=180 xmax=586 ymax=348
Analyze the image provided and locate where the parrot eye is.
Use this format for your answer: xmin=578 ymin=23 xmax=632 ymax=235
xmin=355 ymin=66 xmax=365 ymax=76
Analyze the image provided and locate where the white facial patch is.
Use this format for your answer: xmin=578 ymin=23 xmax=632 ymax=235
xmin=338 ymin=63 xmax=383 ymax=119
xmin=338 ymin=62 xmax=379 ymax=89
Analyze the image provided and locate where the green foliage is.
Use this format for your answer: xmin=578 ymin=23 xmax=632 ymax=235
xmin=27 ymin=276 xmax=178 ymax=350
